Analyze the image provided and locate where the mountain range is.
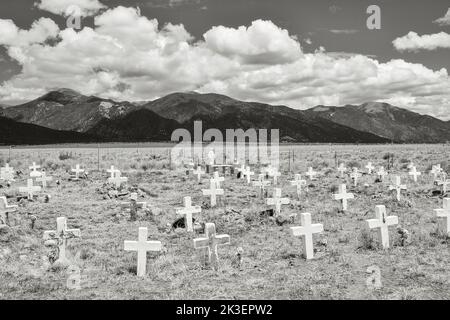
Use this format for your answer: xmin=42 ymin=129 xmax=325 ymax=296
xmin=0 ymin=88 xmax=449 ymax=145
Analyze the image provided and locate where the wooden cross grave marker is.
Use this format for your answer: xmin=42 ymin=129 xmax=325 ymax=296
xmin=434 ymin=198 xmax=450 ymax=236
xmin=202 ymin=179 xmax=224 ymax=207
xmin=43 ymin=217 xmax=81 ymax=265
xmin=71 ymin=164 xmax=85 ymax=180
xmin=290 ymin=212 xmax=323 ymax=260
xmin=290 ymin=174 xmax=307 ymax=200
xmin=253 ymin=174 xmax=271 ymax=199
xmin=19 ymin=179 xmax=41 ymax=200
xmin=0 ymin=196 xmax=18 ymax=226
xmin=36 ymin=171 xmax=53 ymax=189
xmin=366 ymin=205 xmax=398 ymax=249
xmin=124 ymin=227 xmax=162 ymax=277
xmin=121 ymin=193 xmax=147 ymax=221
xmin=266 ymin=188 xmax=290 ymax=215
xmin=29 ymin=162 xmax=42 ymax=178
xmin=389 ymin=176 xmax=407 ymax=201
xmin=408 ymin=166 xmax=421 ymax=182
xmin=193 ymin=222 xmax=230 ymax=270
xmin=176 ymin=196 xmax=201 ymax=232
xmin=366 ymin=162 xmax=375 ymax=175
xmin=333 ymin=184 xmax=354 ymax=211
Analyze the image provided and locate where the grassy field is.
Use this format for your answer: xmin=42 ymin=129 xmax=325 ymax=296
xmin=0 ymin=144 xmax=449 ymax=300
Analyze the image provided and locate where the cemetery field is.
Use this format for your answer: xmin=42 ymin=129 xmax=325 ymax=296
xmin=0 ymin=144 xmax=449 ymax=300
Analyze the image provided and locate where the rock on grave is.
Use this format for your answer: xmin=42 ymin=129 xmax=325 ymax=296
xmin=124 ymin=227 xmax=162 ymax=277
xmin=193 ymin=222 xmax=230 ymax=270
xmin=290 ymin=212 xmax=323 ymax=260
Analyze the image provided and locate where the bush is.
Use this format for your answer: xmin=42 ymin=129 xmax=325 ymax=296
xmin=59 ymin=151 xmax=74 ymax=161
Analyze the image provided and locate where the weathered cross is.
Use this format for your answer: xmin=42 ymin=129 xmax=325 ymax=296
xmin=193 ymin=166 xmax=205 ymax=182
xmin=107 ymin=165 xmax=120 ymax=179
xmin=333 ymin=184 xmax=354 ymax=211
xmin=266 ymin=188 xmax=290 ymax=215
xmin=242 ymin=166 xmax=254 ymax=184
xmin=337 ymin=163 xmax=347 ymax=177
xmin=124 ymin=227 xmax=162 ymax=277
xmin=350 ymin=168 xmax=361 ymax=187
xmin=0 ymin=196 xmax=18 ymax=226
xmin=176 ymin=196 xmax=201 ymax=232
xmin=71 ymin=164 xmax=85 ymax=180
xmin=36 ymin=171 xmax=53 ymax=189
xmin=253 ymin=174 xmax=271 ymax=199
xmin=290 ymin=174 xmax=307 ymax=200
xmin=121 ymin=193 xmax=147 ymax=221
xmin=212 ymin=171 xmax=225 ymax=189
xmin=19 ymin=179 xmax=41 ymax=200
xmin=408 ymin=166 xmax=421 ymax=182
xmin=0 ymin=163 xmax=14 ymax=181
xmin=202 ymin=179 xmax=224 ymax=207
xmin=305 ymin=167 xmax=317 ymax=180
xmin=377 ymin=166 xmax=387 ymax=181
xmin=434 ymin=198 xmax=450 ymax=236
xmin=108 ymin=172 xmax=128 ymax=188
xmin=267 ymin=167 xmax=281 ymax=185
xmin=365 ymin=162 xmax=375 ymax=174
xmin=43 ymin=217 xmax=81 ymax=265
xmin=193 ymin=222 xmax=230 ymax=270
xmin=291 ymin=212 xmax=323 ymax=260
xmin=366 ymin=205 xmax=398 ymax=249
xmin=437 ymin=179 xmax=450 ymax=194
xmin=29 ymin=162 xmax=42 ymax=178
xmin=389 ymin=176 xmax=407 ymax=201
xmin=431 ymin=164 xmax=442 ymax=180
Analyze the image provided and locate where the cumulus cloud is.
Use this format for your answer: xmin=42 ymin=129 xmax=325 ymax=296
xmin=0 ymin=6 xmax=450 ymax=119
xmin=36 ymin=0 xmax=106 ymax=17
xmin=393 ymin=31 xmax=450 ymax=52
xmin=434 ymin=8 xmax=450 ymax=26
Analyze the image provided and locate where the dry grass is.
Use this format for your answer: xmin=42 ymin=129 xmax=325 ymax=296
xmin=0 ymin=143 xmax=449 ymax=300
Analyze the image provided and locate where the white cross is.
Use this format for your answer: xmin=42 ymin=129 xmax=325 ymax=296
xmin=192 ymin=166 xmax=205 ymax=182
xmin=242 ymin=166 xmax=254 ymax=184
xmin=291 ymin=212 xmax=323 ymax=260
xmin=438 ymin=179 xmax=450 ymax=194
xmin=366 ymin=205 xmax=398 ymax=249
xmin=337 ymin=163 xmax=347 ymax=177
xmin=237 ymin=164 xmax=246 ymax=179
xmin=36 ymin=171 xmax=53 ymax=189
xmin=366 ymin=162 xmax=375 ymax=174
xmin=389 ymin=176 xmax=407 ymax=201
xmin=108 ymin=172 xmax=128 ymax=188
xmin=305 ymin=167 xmax=317 ymax=180
xmin=19 ymin=179 xmax=41 ymax=200
xmin=431 ymin=164 xmax=442 ymax=180
xmin=124 ymin=227 xmax=162 ymax=277
xmin=407 ymin=162 xmax=415 ymax=170
xmin=290 ymin=174 xmax=307 ymax=199
xmin=267 ymin=167 xmax=281 ymax=185
xmin=43 ymin=217 xmax=81 ymax=265
xmin=29 ymin=162 xmax=42 ymax=178
xmin=333 ymin=184 xmax=354 ymax=211
xmin=0 ymin=163 xmax=14 ymax=181
xmin=212 ymin=171 xmax=225 ymax=189
xmin=71 ymin=164 xmax=84 ymax=180
xmin=408 ymin=166 xmax=421 ymax=182
xmin=0 ymin=196 xmax=18 ymax=226
xmin=253 ymin=174 xmax=271 ymax=199
xmin=377 ymin=166 xmax=387 ymax=181
xmin=207 ymin=150 xmax=216 ymax=166
xmin=266 ymin=188 xmax=290 ymax=215
xmin=434 ymin=198 xmax=450 ymax=236
xmin=350 ymin=168 xmax=361 ymax=187
xmin=193 ymin=223 xmax=230 ymax=270
xmin=176 ymin=196 xmax=201 ymax=232
xmin=202 ymin=179 xmax=224 ymax=207
xmin=107 ymin=165 xmax=120 ymax=179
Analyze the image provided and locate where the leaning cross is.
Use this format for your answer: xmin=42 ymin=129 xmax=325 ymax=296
xmin=389 ymin=176 xmax=407 ymax=201
xmin=176 ymin=196 xmax=201 ymax=232
xmin=434 ymin=198 xmax=450 ymax=236
xmin=408 ymin=166 xmax=421 ymax=182
xmin=291 ymin=212 xmax=324 ymax=260
xmin=193 ymin=223 xmax=230 ymax=270
xmin=266 ymin=188 xmax=290 ymax=215
xmin=36 ymin=171 xmax=53 ymax=189
xmin=0 ymin=196 xmax=18 ymax=226
xmin=366 ymin=205 xmax=398 ymax=249
xmin=43 ymin=217 xmax=81 ymax=265
xmin=290 ymin=174 xmax=307 ymax=200
xmin=333 ymin=184 xmax=354 ymax=211
xmin=202 ymin=179 xmax=224 ymax=207
xmin=124 ymin=227 xmax=162 ymax=277
xmin=19 ymin=179 xmax=41 ymax=200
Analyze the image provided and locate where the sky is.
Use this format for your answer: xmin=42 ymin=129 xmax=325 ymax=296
xmin=0 ymin=0 xmax=449 ymax=119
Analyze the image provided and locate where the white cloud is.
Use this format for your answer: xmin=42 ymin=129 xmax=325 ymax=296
xmin=329 ymin=29 xmax=358 ymax=35
xmin=434 ymin=8 xmax=450 ymax=26
xmin=36 ymin=0 xmax=106 ymax=17
xmin=0 ymin=6 xmax=450 ymax=119
xmin=393 ymin=31 xmax=450 ymax=52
